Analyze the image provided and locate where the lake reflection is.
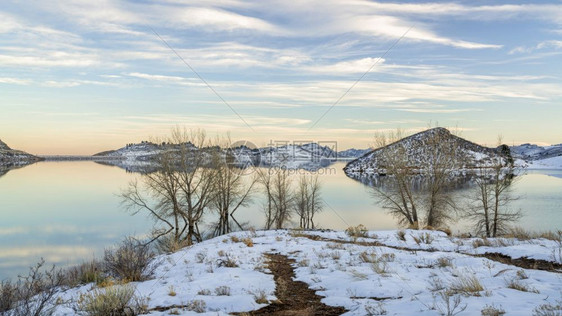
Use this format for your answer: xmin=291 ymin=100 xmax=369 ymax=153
xmin=0 ymin=162 xmax=561 ymax=280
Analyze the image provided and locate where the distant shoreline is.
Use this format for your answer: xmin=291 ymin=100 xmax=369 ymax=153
xmin=39 ymin=155 xmax=125 ymax=161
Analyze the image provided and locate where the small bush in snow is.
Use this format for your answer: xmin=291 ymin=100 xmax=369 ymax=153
xmin=436 ymin=292 xmax=467 ymax=316
xmin=505 ymin=278 xmax=539 ymax=293
xmin=365 ymin=301 xmax=387 ymax=315
xmin=516 ymin=269 xmax=529 ymax=280
xmin=214 ymin=286 xmax=231 ymax=296
xmin=326 ymin=242 xmax=344 ymax=250
xmin=396 ymin=230 xmax=407 ymax=241
xmin=76 ymin=285 xmax=147 ymax=316
xmin=437 ymin=257 xmax=454 ymax=268
xmin=241 ymin=237 xmax=254 ymax=247
xmin=217 ymin=255 xmax=239 ymax=268
xmin=64 ymin=260 xmax=104 ymax=287
xmin=481 ymin=304 xmax=506 ymax=316
xmin=345 ymin=224 xmax=369 ymax=240
xmin=154 ymin=233 xmax=190 ymax=254
xmin=448 ymin=275 xmax=484 ymax=296
xmin=103 ymin=237 xmax=154 ymax=282
xmin=186 ymin=300 xmax=206 ymax=313
xmin=249 ymin=289 xmax=268 ymax=304
xmin=168 ymin=285 xmax=176 ymax=297
xmin=533 ymin=298 xmax=562 ymax=316
xmin=428 ymin=276 xmax=446 ymax=292
xmin=472 ymin=238 xmax=492 ymax=248
xmin=349 ymin=269 xmax=369 ymax=280
xmin=0 ymin=259 xmax=64 ymax=316
xmin=197 ymin=289 xmax=211 ymax=296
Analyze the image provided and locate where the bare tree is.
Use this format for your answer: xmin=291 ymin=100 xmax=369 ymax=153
xmin=294 ymin=174 xmax=323 ymax=229
xmin=271 ymin=168 xmax=294 ymax=229
xmin=421 ymin=127 xmax=462 ymax=228
xmin=370 ymin=129 xmax=421 ymax=228
xmin=121 ymin=127 xmax=217 ymax=246
xmin=256 ymin=168 xmax=276 ymax=230
xmin=465 ymin=138 xmax=521 ymax=237
xmin=211 ymin=137 xmax=256 ymax=236
xmin=369 ymin=127 xmax=464 ymax=229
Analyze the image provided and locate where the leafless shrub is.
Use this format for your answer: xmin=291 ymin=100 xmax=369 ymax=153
xmin=241 ymin=238 xmax=254 ymax=247
xmin=63 ymin=260 xmax=104 ymax=287
xmin=365 ymin=301 xmax=387 ymax=315
xmin=428 ymin=277 xmax=446 ymax=292
xmin=214 ymin=286 xmax=231 ymax=296
xmin=349 ymin=269 xmax=368 ymax=280
xmin=103 ymin=237 xmax=155 ymax=282
xmin=197 ymin=289 xmax=211 ymax=296
xmin=472 ymin=238 xmax=492 ymax=248
xmin=186 ymin=300 xmax=206 ymax=313
xmin=437 ymin=257 xmax=454 ymax=268
xmin=533 ymin=299 xmax=562 ymax=316
xmin=505 ymin=278 xmax=539 ymax=293
xmin=326 ymin=242 xmax=344 ymax=250
xmin=217 ymin=255 xmax=238 ymax=268
xmin=345 ymin=225 xmax=368 ymax=240
xmin=481 ymin=304 xmax=506 ymax=316
xmin=76 ymin=285 xmax=147 ymax=316
xmin=154 ymin=232 xmax=191 ymax=254
xmin=436 ymin=292 xmax=467 ymax=316
xmin=248 ymin=289 xmax=268 ymax=304
xmin=516 ymin=269 xmax=529 ymax=280
xmin=0 ymin=259 xmax=64 ymax=316
xmin=396 ymin=230 xmax=407 ymax=241
xmin=448 ymin=275 xmax=484 ymax=296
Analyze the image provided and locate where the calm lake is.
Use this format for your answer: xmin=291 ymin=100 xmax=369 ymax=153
xmin=0 ymin=161 xmax=561 ymax=280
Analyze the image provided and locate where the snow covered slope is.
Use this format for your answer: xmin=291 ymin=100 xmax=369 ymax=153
xmin=0 ymin=139 xmax=42 ymax=166
xmin=511 ymin=143 xmax=562 ymax=169
xmin=95 ymin=141 xmax=367 ymax=172
xmin=344 ymin=127 xmax=507 ymax=175
xmin=36 ymin=229 xmax=562 ymax=316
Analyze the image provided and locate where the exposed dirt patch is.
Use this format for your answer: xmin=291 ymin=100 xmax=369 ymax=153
xmin=243 ymin=253 xmax=347 ymax=316
xmin=297 ymin=233 xmax=562 ymax=273
xmin=477 ymin=252 xmax=562 ymax=273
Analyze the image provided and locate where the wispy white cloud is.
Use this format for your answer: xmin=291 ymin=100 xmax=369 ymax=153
xmin=510 ymin=40 xmax=562 ymax=55
xmin=0 ymin=77 xmax=32 ymax=85
xmin=165 ymin=7 xmax=280 ymax=33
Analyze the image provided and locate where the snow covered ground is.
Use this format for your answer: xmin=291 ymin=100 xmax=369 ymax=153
xmin=527 ymin=156 xmax=562 ymax=169
xmin=42 ymin=229 xmax=562 ymax=315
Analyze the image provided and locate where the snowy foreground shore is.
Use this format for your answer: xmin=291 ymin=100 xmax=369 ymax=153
xmin=47 ymin=230 xmax=562 ymax=315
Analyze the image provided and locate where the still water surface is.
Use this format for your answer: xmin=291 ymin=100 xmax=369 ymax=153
xmin=0 ymin=161 xmax=561 ymax=279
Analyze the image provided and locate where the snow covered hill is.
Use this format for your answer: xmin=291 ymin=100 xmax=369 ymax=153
xmin=344 ymin=127 xmax=511 ymax=175
xmin=30 ymin=229 xmax=562 ymax=316
xmin=0 ymin=139 xmax=42 ymax=167
xmin=337 ymin=148 xmax=371 ymax=159
xmin=94 ymin=141 xmax=369 ymax=172
xmin=511 ymin=143 xmax=562 ymax=169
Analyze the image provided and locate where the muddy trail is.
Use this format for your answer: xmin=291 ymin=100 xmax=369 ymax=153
xmin=243 ymin=253 xmax=347 ymax=316
xmin=299 ymin=233 xmax=562 ymax=273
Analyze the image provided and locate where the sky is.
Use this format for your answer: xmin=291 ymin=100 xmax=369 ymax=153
xmin=1 ymin=0 xmax=562 ymax=155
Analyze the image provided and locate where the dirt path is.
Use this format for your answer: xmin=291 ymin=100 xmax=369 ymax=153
xmin=298 ymin=233 xmax=562 ymax=273
xmin=244 ymin=253 xmax=347 ymax=316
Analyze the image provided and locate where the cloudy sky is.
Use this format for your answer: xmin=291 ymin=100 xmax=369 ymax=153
xmin=1 ymin=0 xmax=562 ymax=154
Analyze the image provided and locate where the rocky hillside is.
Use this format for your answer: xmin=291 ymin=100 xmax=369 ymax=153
xmin=0 ymin=139 xmax=42 ymax=165
xmin=95 ymin=141 xmax=368 ymax=172
xmin=511 ymin=143 xmax=562 ymax=161
xmin=344 ymin=127 xmax=508 ymax=175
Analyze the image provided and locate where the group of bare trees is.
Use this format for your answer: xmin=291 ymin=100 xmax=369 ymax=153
xmin=370 ymin=129 xmax=520 ymax=236
xmin=121 ymin=128 xmax=324 ymax=249
xmin=465 ymin=143 xmax=520 ymax=237
xmin=258 ymin=167 xmax=323 ymax=230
